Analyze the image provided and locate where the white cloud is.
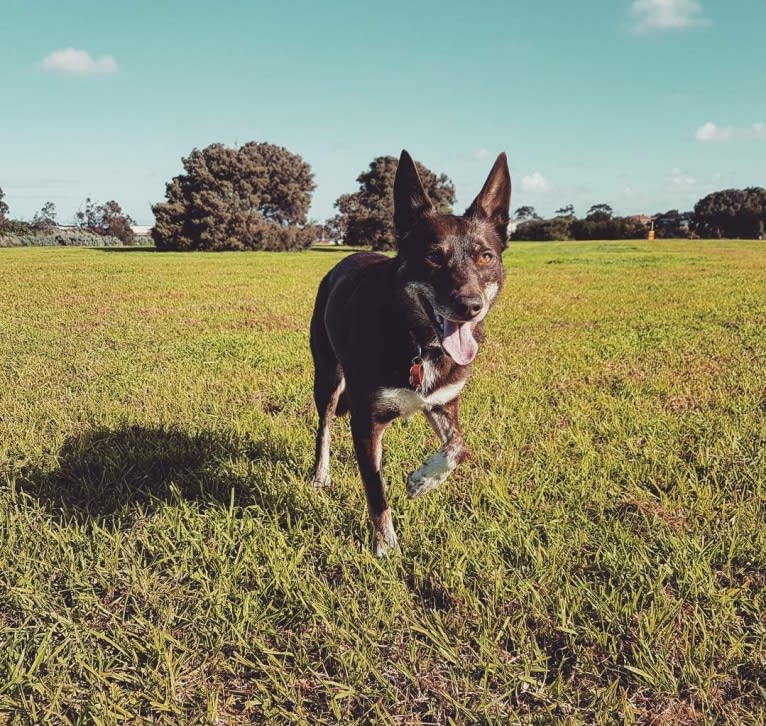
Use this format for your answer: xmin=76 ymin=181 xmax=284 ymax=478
xmin=470 ymin=148 xmax=490 ymax=161
xmin=41 ymin=48 xmax=118 ymax=75
xmin=695 ymin=121 xmax=766 ymax=142
xmin=666 ymin=167 xmax=697 ymax=192
xmin=630 ymin=0 xmax=705 ymax=32
xmin=520 ymin=171 xmax=551 ymax=193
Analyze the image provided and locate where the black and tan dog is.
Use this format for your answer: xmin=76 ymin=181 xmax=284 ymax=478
xmin=310 ymin=150 xmax=511 ymax=555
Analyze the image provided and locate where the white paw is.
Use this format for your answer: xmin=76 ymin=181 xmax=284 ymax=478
xmin=312 ymin=473 xmax=332 ymax=488
xmin=373 ymin=521 xmax=399 ymax=558
xmin=407 ymin=450 xmax=455 ymax=499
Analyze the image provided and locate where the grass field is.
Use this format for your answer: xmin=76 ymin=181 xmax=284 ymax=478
xmin=1 ymin=241 xmax=765 ymax=724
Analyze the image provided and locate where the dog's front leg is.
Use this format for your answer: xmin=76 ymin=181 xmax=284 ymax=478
xmin=407 ymin=400 xmax=470 ymax=499
xmin=350 ymin=412 xmax=397 ymax=557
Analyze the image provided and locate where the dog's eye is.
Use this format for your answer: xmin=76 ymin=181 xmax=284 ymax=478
xmin=426 ymin=249 xmax=444 ymax=265
xmin=479 ymin=251 xmax=494 ymax=265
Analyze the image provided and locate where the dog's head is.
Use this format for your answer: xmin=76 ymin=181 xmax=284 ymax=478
xmin=393 ymin=150 xmax=511 ymax=366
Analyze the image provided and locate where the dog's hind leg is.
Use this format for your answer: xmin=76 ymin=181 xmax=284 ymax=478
xmin=310 ymin=294 xmax=346 ymax=488
xmin=311 ymin=364 xmax=345 ymax=488
xmin=407 ymin=400 xmax=470 ymax=499
xmin=350 ymin=412 xmax=397 ymax=557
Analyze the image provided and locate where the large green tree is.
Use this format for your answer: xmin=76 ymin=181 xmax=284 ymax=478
xmin=151 ymin=142 xmax=316 ymax=251
xmin=335 ymin=155 xmax=455 ymax=250
xmin=693 ymin=187 xmax=766 ymax=238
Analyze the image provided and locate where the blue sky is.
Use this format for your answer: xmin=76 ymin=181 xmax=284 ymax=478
xmin=1 ymin=0 xmax=765 ymax=225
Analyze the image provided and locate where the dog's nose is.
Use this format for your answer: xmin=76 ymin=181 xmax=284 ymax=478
xmin=454 ymin=294 xmax=483 ymax=319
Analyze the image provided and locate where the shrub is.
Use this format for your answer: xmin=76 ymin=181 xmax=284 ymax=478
xmin=512 ymin=217 xmax=573 ymax=241
xmin=75 ymin=198 xmax=136 ymax=244
xmin=0 ymin=229 xmax=122 ymax=248
xmin=0 ymin=219 xmax=32 ymax=237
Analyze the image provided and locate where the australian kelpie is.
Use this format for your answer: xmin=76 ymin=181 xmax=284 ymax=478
xmin=310 ymin=150 xmax=511 ymax=556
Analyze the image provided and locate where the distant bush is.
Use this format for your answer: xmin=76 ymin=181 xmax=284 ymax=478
xmin=0 ymin=229 xmax=122 ymax=248
xmin=0 ymin=219 xmax=33 ymax=236
xmin=512 ymin=216 xmax=573 ymax=241
xmin=75 ymin=198 xmax=136 ymax=244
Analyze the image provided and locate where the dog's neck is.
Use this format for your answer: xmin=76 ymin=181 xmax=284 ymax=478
xmin=407 ymin=330 xmax=443 ymax=362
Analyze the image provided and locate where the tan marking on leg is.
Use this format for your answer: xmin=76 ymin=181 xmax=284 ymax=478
xmin=312 ymin=377 xmax=345 ymax=487
xmin=372 ymin=508 xmax=398 ymax=558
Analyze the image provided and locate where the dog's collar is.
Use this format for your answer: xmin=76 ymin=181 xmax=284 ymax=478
xmin=408 ymin=354 xmax=425 ymax=392
xmin=407 ymin=341 xmax=442 ymax=392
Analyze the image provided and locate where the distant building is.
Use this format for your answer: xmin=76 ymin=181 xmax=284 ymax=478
xmin=130 ymin=225 xmax=152 ymax=237
xmin=628 ymin=214 xmax=652 ymax=226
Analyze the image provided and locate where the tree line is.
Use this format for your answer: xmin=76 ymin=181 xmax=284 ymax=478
xmin=511 ymin=187 xmax=766 ymax=242
xmin=0 ymin=189 xmax=137 ymax=247
xmin=1 ymin=141 xmax=764 ymax=250
xmin=512 ymin=204 xmax=653 ymax=241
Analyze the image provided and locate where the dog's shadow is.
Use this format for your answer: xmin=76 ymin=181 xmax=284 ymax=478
xmin=16 ymin=425 xmax=312 ymax=527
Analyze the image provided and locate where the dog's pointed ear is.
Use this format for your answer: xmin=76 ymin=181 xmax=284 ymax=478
xmin=465 ymin=152 xmax=512 ymax=246
xmin=394 ymin=150 xmax=435 ymax=238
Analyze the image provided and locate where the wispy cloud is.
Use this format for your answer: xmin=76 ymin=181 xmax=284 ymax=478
xmin=469 ymin=148 xmax=490 ymax=161
xmin=695 ymin=121 xmax=766 ymax=142
xmin=630 ymin=0 xmax=706 ymax=32
xmin=665 ymin=167 xmax=697 ymax=193
xmin=520 ymin=171 xmax=551 ymax=193
xmin=41 ymin=48 xmax=118 ymax=75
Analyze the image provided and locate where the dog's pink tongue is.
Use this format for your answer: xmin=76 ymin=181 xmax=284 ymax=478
xmin=442 ymin=320 xmax=478 ymax=365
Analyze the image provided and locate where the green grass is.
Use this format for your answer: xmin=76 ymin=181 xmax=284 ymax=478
xmin=1 ymin=240 xmax=765 ymax=724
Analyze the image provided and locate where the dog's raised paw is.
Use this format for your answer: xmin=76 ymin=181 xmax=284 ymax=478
xmin=407 ymin=450 xmax=455 ymax=499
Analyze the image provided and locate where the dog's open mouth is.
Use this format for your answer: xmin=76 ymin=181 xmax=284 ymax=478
xmin=420 ymin=297 xmax=479 ymax=366
xmin=436 ymin=314 xmax=479 ymax=366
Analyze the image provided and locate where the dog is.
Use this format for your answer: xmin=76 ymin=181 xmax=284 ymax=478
xmin=310 ymin=150 xmax=511 ymax=556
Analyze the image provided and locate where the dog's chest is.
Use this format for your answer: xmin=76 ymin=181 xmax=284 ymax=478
xmin=376 ymin=361 xmax=466 ymax=417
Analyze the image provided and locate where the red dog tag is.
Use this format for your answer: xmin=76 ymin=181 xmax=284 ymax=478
xmin=409 ymin=357 xmax=425 ymax=391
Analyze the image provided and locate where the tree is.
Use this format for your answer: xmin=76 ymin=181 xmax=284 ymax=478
xmin=31 ymin=201 xmax=58 ymax=230
xmin=151 ymin=142 xmax=316 ymax=251
xmin=614 ymin=215 xmax=649 ymax=240
xmin=323 ymin=215 xmax=345 ymax=245
xmin=512 ymin=216 xmax=573 ymax=241
xmin=555 ymin=204 xmax=575 ymax=217
xmin=334 ymin=155 xmax=455 ymax=250
xmin=693 ymin=187 xmax=766 ymax=239
xmin=513 ymin=205 xmax=539 ymax=222
xmin=0 ymin=187 xmax=8 ymax=225
xmin=586 ymin=203 xmax=614 ymax=219
xmin=568 ymin=203 xmax=618 ymax=239
xmin=76 ymin=198 xmax=136 ymax=243
xmin=653 ymin=209 xmax=692 ymax=238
